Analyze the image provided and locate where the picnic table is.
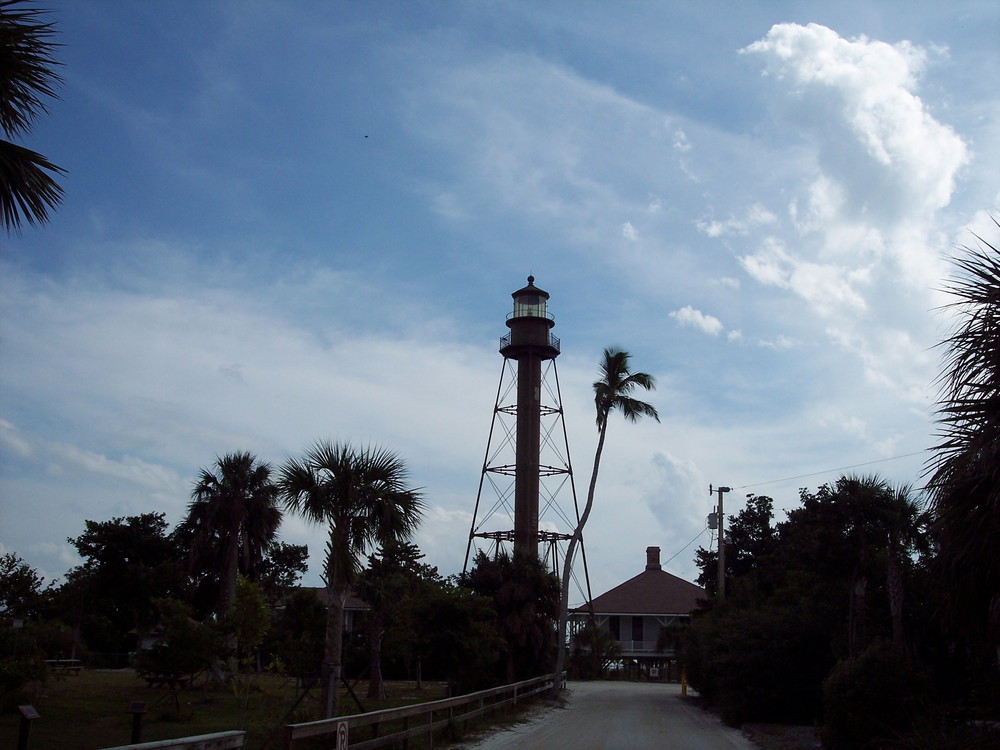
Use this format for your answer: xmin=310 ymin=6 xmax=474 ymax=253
xmin=45 ymin=659 xmax=82 ymax=676
xmin=138 ymin=671 xmax=191 ymax=690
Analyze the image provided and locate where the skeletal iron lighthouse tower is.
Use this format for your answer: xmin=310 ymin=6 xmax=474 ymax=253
xmin=464 ymin=277 xmax=589 ymax=586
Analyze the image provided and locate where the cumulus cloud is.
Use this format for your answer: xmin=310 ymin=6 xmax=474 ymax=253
xmin=621 ymin=221 xmax=638 ymax=240
xmin=744 ymin=22 xmax=968 ymax=229
xmin=669 ymin=306 xmax=724 ymax=336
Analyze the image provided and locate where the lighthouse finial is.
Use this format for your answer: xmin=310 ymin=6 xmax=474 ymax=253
xmin=527 ymin=274 xmax=534 ymax=285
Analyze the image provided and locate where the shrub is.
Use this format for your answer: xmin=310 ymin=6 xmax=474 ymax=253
xmin=822 ymin=640 xmax=931 ymax=750
xmin=683 ymin=600 xmax=832 ymax=725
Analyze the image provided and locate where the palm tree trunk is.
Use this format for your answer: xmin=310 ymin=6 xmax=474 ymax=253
xmin=887 ymin=547 xmax=905 ymax=648
xmin=323 ymin=584 xmax=347 ymax=718
xmin=366 ymin=613 xmax=386 ymax=700
xmin=223 ymin=534 xmax=240 ymax=617
xmin=552 ymin=418 xmax=608 ymax=696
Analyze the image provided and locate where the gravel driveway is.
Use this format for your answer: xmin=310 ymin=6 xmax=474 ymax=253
xmin=453 ymin=681 xmax=757 ymax=750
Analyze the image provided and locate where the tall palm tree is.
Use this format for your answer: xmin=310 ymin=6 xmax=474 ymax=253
xmin=926 ymin=227 xmax=1000 ymax=645
xmin=1 ymin=0 xmax=66 ymax=232
xmin=279 ymin=440 xmax=423 ymax=718
xmin=180 ymin=452 xmax=281 ymax=621
xmin=552 ymin=347 xmax=659 ymax=694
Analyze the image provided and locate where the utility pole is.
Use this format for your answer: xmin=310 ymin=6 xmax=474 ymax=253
xmin=711 ymin=485 xmax=731 ymax=601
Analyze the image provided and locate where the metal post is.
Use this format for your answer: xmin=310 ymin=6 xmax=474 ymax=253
xmin=17 ymin=705 xmax=39 ymax=750
xmin=128 ymin=701 xmax=148 ymax=744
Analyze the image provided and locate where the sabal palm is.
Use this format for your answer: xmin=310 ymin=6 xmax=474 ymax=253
xmin=926 ymin=229 xmax=1000 ymax=642
xmin=1 ymin=0 xmax=66 ymax=232
xmin=181 ymin=452 xmax=281 ymax=620
xmin=553 ymin=347 xmax=659 ymax=693
xmin=279 ymin=440 xmax=423 ymax=718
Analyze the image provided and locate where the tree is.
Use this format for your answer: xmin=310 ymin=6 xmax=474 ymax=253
xmin=355 ymin=541 xmax=426 ymax=700
xmin=0 ymin=0 xmax=66 ymax=232
xmin=464 ymin=551 xmax=561 ymax=683
xmin=926 ymin=227 xmax=1000 ymax=646
xmin=257 ymin=541 xmax=309 ymax=607
xmin=65 ymin=512 xmax=185 ymax=652
xmin=265 ymin=588 xmax=326 ymax=682
xmin=0 ymin=552 xmax=44 ymax=618
xmin=553 ymin=346 xmax=659 ymax=695
xmin=279 ymin=440 xmax=424 ymax=717
xmin=404 ymin=577 xmax=500 ymax=694
xmin=695 ymin=494 xmax=777 ymax=599
xmin=178 ymin=452 xmax=281 ymax=621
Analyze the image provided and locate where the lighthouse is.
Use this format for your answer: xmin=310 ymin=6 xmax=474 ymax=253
xmin=503 ymin=276 xmax=560 ymax=558
xmin=464 ymin=277 xmax=585 ymax=574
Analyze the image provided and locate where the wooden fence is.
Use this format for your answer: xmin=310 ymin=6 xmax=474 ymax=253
xmin=283 ymin=672 xmax=565 ymax=750
xmin=100 ymin=730 xmax=245 ymax=750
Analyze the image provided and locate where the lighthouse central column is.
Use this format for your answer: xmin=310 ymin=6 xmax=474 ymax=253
xmin=514 ymin=351 xmax=541 ymax=559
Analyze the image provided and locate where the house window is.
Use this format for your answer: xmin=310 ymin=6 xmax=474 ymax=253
xmin=632 ymin=617 xmax=643 ymax=643
xmin=608 ymin=616 xmax=620 ymax=640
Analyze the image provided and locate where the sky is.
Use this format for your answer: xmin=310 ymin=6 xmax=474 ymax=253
xmin=1 ymin=1 xmax=998 ymax=606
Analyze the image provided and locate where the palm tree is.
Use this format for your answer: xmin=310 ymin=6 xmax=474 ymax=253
xmin=552 ymin=347 xmax=659 ymax=694
xmin=180 ymin=452 xmax=281 ymax=621
xmin=926 ymin=226 xmax=1000 ymax=645
xmin=835 ymin=475 xmax=929 ymax=654
xmin=278 ymin=440 xmax=423 ymax=718
xmin=1 ymin=0 xmax=66 ymax=233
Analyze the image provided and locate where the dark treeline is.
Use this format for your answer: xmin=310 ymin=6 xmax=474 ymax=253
xmin=0 ymin=442 xmax=562 ymax=718
xmin=682 ymin=232 xmax=1000 ymax=749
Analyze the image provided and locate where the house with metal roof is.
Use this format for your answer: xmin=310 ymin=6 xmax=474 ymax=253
xmin=569 ymin=546 xmax=705 ymax=680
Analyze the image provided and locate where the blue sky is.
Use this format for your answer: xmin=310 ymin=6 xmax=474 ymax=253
xmin=1 ymin=1 xmax=998 ymax=602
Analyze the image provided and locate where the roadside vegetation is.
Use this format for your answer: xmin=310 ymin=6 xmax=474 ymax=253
xmin=681 ymin=232 xmax=1000 ymax=749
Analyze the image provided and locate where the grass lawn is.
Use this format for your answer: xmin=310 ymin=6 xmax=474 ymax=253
xmin=1 ymin=670 xmax=448 ymax=750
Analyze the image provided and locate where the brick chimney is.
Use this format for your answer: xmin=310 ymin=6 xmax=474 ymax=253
xmin=645 ymin=546 xmax=662 ymax=571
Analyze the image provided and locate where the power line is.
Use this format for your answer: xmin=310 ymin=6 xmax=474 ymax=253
xmin=663 ymin=526 xmax=709 ymax=566
xmin=733 ymin=449 xmax=930 ymax=491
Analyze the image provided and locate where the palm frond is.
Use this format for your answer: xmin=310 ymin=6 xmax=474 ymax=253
xmin=0 ymin=138 xmax=65 ymax=231
xmin=0 ymin=0 xmax=63 ymax=137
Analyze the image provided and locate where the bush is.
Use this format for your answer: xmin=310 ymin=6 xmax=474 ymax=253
xmin=822 ymin=640 xmax=931 ymax=750
xmin=683 ymin=600 xmax=832 ymax=725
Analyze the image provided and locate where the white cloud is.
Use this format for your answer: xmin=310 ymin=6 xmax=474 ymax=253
xmin=697 ymin=203 xmax=777 ymax=238
xmin=0 ymin=420 xmax=32 ymax=457
xmin=673 ymin=129 xmax=692 ymax=153
xmin=744 ymin=22 xmax=968 ymax=232
xmin=621 ymin=221 xmax=638 ymax=240
xmin=669 ymin=305 xmax=724 ymax=336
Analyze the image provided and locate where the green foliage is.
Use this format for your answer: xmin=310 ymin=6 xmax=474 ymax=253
xmin=0 ymin=621 xmax=46 ymax=710
xmin=926 ymin=229 xmax=1000 ymax=645
xmin=64 ymin=513 xmax=187 ymax=652
xmin=0 ymin=553 xmax=45 ymax=617
xmin=695 ymin=494 xmax=777 ymax=597
xmin=0 ymin=0 xmax=66 ymax=232
xmin=264 ymin=589 xmax=325 ymax=680
xmin=177 ymin=451 xmax=281 ymax=620
xmin=279 ymin=440 xmax=424 ymax=717
xmin=684 ymin=600 xmax=832 ymax=725
xmin=135 ymin=599 xmax=220 ymax=677
xmin=568 ymin=619 xmax=620 ymax=680
xmin=409 ymin=580 xmax=501 ymax=693
xmin=257 ymin=541 xmax=308 ymax=605
xmin=822 ymin=641 xmax=931 ymax=750
xmin=463 ymin=551 xmax=560 ymax=683
xmin=685 ymin=475 xmax=933 ymax=726
xmin=222 ymin=576 xmax=270 ymax=662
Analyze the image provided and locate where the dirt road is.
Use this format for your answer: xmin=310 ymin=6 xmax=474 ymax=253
xmin=455 ymin=681 xmax=756 ymax=750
